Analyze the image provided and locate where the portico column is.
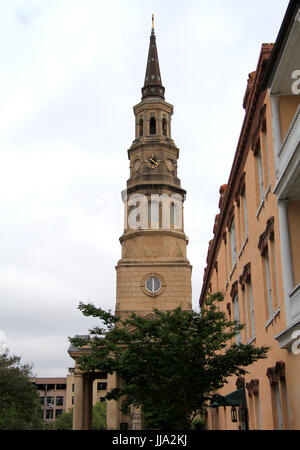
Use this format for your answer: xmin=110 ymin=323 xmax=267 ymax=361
xmin=73 ymin=372 xmax=85 ymax=430
xmin=278 ymin=199 xmax=294 ymax=323
xmin=106 ymin=371 xmax=119 ymax=430
xmin=83 ymin=375 xmax=93 ymax=430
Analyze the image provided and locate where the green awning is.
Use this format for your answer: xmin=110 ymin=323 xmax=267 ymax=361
xmin=210 ymin=388 xmax=246 ymax=407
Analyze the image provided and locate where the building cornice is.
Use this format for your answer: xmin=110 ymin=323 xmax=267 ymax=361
xmin=199 ymin=44 xmax=273 ymax=306
xmin=261 ymin=0 xmax=300 ymax=89
xmin=119 ymin=228 xmax=188 ymax=243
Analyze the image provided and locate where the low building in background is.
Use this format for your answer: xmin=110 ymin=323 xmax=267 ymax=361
xmin=31 ymin=377 xmax=67 ymax=423
xmin=31 ymin=371 xmax=108 ymax=426
xmin=200 ymin=0 xmax=300 ymax=430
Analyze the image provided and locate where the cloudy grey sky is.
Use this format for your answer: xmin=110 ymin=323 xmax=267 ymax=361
xmin=0 ymin=0 xmax=289 ymax=377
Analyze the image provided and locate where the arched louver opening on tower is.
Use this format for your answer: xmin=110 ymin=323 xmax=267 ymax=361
xmin=139 ymin=118 xmax=144 ymax=137
xmin=150 ymin=117 xmax=156 ymax=135
xmin=162 ymin=118 xmax=167 ymax=136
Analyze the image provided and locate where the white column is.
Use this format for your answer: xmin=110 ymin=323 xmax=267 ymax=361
xmin=106 ymin=372 xmax=119 ymax=429
xmin=270 ymin=94 xmax=282 ymax=178
xmin=73 ymin=372 xmax=85 ymax=430
xmin=278 ymin=199 xmax=294 ymax=323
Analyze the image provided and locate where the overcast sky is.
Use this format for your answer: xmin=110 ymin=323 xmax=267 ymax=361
xmin=0 ymin=0 xmax=290 ymax=377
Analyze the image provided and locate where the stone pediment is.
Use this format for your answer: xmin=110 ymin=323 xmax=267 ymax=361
xmin=124 ymin=312 xmax=158 ymax=334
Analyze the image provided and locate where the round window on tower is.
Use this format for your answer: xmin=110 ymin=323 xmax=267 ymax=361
xmin=145 ymin=276 xmax=161 ymax=293
xmin=141 ymin=273 xmax=166 ymax=297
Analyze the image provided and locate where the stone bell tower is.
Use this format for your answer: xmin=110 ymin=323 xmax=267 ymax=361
xmin=115 ymin=18 xmax=192 ymax=320
xmin=69 ymin=18 xmax=193 ymax=432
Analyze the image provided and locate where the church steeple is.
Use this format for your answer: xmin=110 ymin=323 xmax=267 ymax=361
xmin=114 ymin=17 xmax=192 ymax=330
xmin=141 ymin=15 xmax=165 ymax=100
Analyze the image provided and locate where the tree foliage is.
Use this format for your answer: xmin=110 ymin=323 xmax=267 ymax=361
xmin=0 ymin=349 xmax=44 ymax=430
xmin=53 ymin=408 xmax=73 ymax=430
xmin=69 ymin=292 xmax=268 ymax=430
xmin=54 ymin=402 xmax=106 ymax=430
xmin=92 ymin=401 xmax=107 ymax=430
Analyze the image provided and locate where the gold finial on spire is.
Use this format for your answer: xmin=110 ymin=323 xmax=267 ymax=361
xmin=152 ymin=13 xmax=154 ymax=30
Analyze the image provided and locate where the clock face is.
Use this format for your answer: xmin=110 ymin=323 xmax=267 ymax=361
xmin=145 ymin=154 xmax=160 ymax=168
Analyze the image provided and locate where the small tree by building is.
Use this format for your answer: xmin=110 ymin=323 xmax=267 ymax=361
xmin=53 ymin=408 xmax=73 ymax=430
xmin=92 ymin=401 xmax=107 ymax=430
xmin=69 ymin=292 xmax=268 ymax=430
xmin=54 ymin=402 xmax=106 ymax=430
xmin=0 ymin=349 xmax=44 ymax=430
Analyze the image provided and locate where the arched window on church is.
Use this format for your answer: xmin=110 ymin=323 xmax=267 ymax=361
xmin=139 ymin=118 xmax=143 ymax=137
xmin=150 ymin=117 xmax=156 ymax=135
xmin=162 ymin=118 xmax=167 ymax=136
xmin=170 ymin=202 xmax=175 ymax=227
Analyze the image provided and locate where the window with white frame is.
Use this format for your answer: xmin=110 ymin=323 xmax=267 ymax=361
xmin=261 ymin=121 xmax=270 ymax=188
xmin=242 ymin=191 xmax=248 ymax=238
xmin=258 ymin=217 xmax=278 ymax=323
xmin=233 ymin=294 xmax=241 ymax=344
xmin=240 ymin=263 xmax=255 ymax=343
xmin=229 ymin=218 xmax=236 ymax=269
xmin=275 ymin=383 xmax=283 ymax=430
xmin=264 ymin=247 xmax=273 ymax=320
xmin=257 ymin=147 xmax=264 ymax=202
xmin=270 ymin=238 xmax=280 ymax=310
xmin=247 ymin=281 xmax=255 ymax=341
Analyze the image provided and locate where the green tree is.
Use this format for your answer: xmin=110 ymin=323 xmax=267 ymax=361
xmin=53 ymin=408 xmax=73 ymax=430
xmin=92 ymin=401 xmax=107 ymax=430
xmin=0 ymin=349 xmax=44 ymax=430
xmin=53 ymin=402 xmax=106 ymax=430
xmin=69 ymin=292 xmax=268 ymax=430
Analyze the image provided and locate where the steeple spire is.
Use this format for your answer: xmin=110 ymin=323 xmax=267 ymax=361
xmin=141 ymin=15 xmax=165 ymax=100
